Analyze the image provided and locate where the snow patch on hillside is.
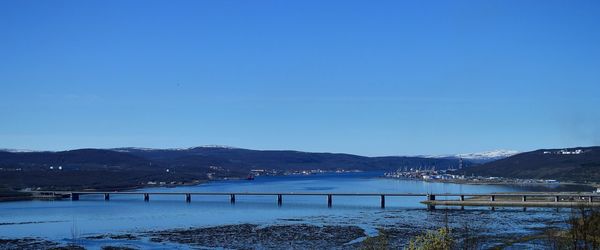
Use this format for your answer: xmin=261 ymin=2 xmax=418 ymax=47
xmin=422 ymin=149 xmax=519 ymax=161
xmin=456 ymin=149 xmax=519 ymax=160
xmin=0 ymin=148 xmax=41 ymax=153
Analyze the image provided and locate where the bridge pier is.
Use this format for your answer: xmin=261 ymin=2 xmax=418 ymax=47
xmin=144 ymin=193 xmax=149 ymax=202
xmin=327 ymin=194 xmax=332 ymax=208
xmin=104 ymin=193 xmax=110 ymax=201
xmin=185 ymin=193 xmax=191 ymax=203
xmin=71 ymin=193 xmax=79 ymax=201
xmin=277 ymin=194 xmax=283 ymax=206
xmin=590 ymin=196 xmax=594 ymax=203
xmin=380 ymin=195 xmax=385 ymax=208
xmin=490 ymin=195 xmax=495 ymax=202
xmin=460 ymin=195 xmax=465 ymax=201
xmin=427 ymin=194 xmax=435 ymax=210
xmin=230 ymin=194 xmax=236 ymax=204
xmin=522 ymin=196 xmax=527 ymax=202
xmin=555 ymin=196 xmax=560 ymax=202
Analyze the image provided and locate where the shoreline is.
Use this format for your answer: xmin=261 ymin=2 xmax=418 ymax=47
xmin=380 ymin=176 xmax=597 ymax=190
xmin=1 ymin=179 xmax=214 ymax=202
xmin=3 ymin=173 xmax=597 ymax=203
xmin=0 ymin=213 xmax=572 ymax=249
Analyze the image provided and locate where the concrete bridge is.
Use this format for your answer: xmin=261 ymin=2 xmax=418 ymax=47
xmin=47 ymin=191 xmax=600 ymax=209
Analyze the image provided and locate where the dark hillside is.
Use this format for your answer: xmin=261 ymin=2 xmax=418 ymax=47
xmin=0 ymin=147 xmax=465 ymax=190
xmin=463 ymin=147 xmax=600 ymax=182
xmin=117 ymin=147 xmax=464 ymax=171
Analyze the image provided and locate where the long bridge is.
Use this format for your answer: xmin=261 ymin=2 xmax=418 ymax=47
xmin=37 ymin=191 xmax=600 ymax=209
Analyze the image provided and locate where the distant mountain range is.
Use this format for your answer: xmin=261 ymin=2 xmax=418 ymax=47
xmin=0 ymin=146 xmax=466 ymax=190
xmin=455 ymin=149 xmax=519 ymax=162
xmin=2 ymin=145 xmax=598 ymax=190
xmin=463 ymin=146 xmax=600 ymax=183
xmin=421 ymin=149 xmax=519 ymax=163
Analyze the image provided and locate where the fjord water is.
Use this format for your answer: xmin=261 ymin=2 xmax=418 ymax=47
xmin=0 ymin=172 xmax=590 ymax=246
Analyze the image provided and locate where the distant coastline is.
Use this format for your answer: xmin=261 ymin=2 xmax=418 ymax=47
xmin=4 ymin=170 xmax=598 ymax=203
xmin=381 ymin=176 xmax=597 ymax=192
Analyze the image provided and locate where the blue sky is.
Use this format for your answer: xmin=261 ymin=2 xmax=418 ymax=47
xmin=1 ymin=1 xmax=599 ymax=156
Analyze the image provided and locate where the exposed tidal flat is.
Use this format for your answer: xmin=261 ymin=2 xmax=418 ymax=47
xmin=0 ymin=172 xmax=590 ymax=249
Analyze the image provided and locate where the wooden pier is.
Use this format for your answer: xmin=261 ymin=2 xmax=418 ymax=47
xmin=50 ymin=191 xmax=600 ymax=209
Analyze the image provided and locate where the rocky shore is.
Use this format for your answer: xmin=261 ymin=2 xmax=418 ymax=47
xmin=147 ymin=224 xmax=365 ymax=249
xmin=0 ymin=238 xmax=85 ymax=250
xmin=1 ymin=220 xmax=564 ymax=250
xmin=0 ymin=207 xmax=572 ymax=249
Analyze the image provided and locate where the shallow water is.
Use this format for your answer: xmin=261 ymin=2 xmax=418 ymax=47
xmin=0 ymin=172 xmax=589 ymax=248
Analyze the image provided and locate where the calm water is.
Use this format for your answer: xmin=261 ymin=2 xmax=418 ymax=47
xmin=0 ymin=172 xmax=590 ymax=248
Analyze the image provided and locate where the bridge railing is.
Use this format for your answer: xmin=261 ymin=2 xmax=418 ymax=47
xmin=58 ymin=191 xmax=600 ymax=209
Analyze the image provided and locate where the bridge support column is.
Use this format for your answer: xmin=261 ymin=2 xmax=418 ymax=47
xmin=104 ymin=193 xmax=110 ymax=201
xmin=380 ymin=195 xmax=385 ymax=209
xmin=522 ymin=196 xmax=526 ymax=202
xmin=327 ymin=194 xmax=332 ymax=208
xmin=427 ymin=194 xmax=435 ymax=210
xmin=277 ymin=194 xmax=282 ymax=207
xmin=590 ymin=196 xmax=593 ymax=203
xmin=71 ymin=193 xmax=79 ymax=201
xmin=490 ymin=195 xmax=495 ymax=202
xmin=460 ymin=195 xmax=465 ymax=201
xmin=555 ymin=196 xmax=560 ymax=202
xmin=185 ymin=193 xmax=191 ymax=203
xmin=230 ymin=194 xmax=236 ymax=204
xmin=144 ymin=193 xmax=149 ymax=202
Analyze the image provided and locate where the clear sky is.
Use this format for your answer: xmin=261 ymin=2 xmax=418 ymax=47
xmin=1 ymin=1 xmax=599 ymax=156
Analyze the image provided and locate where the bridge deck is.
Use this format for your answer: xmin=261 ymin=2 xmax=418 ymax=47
xmin=52 ymin=191 xmax=600 ymax=197
xmin=36 ymin=191 xmax=600 ymax=208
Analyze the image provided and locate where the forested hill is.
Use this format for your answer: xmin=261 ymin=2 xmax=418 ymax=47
xmin=113 ymin=146 xmax=465 ymax=171
xmin=0 ymin=146 xmax=464 ymax=190
xmin=463 ymin=147 xmax=600 ymax=182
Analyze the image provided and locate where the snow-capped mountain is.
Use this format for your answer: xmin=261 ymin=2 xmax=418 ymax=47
xmin=193 ymin=145 xmax=238 ymax=149
xmin=0 ymin=148 xmax=42 ymax=153
xmin=112 ymin=145 xmax=238 ymax=152
xmin=456 ymin=149 xmax=519 ymax=161
xmin=422 ymin=149 xmax=519 ymax=163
